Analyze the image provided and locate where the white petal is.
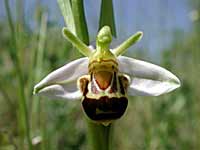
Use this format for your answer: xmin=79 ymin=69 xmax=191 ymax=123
xmin=37 ymin=84 xmax=83 ymax=100
xmin=118 ymin=56 xmax=180 ymax=96
xmin=34 ymin=57 xmax=88 ymax=100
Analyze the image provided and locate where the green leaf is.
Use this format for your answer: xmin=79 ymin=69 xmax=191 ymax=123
xmin=99 ymin=0 xmax=116 ymax=37
xmin=57 ymin=0 xmax=76 ymax=34
xmin=71 ymin=0 xmax=89 ymax=44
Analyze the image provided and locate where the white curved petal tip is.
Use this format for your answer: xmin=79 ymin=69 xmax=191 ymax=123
xmin=33 ymin=84 xmax=42 ymax=95
xmin=128 ymin=76 xmax=180 ymax=97
xmin=118 ymin=56 xmax=181 ymax=96
xmin=33 ymin=58 xmax=88 ymax=100
xmin=34 ymin=57 xmax=87 ymax=90
xmin=34 ymin=84 xmax=82 ymax=100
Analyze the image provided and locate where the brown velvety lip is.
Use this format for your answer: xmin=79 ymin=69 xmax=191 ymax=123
xmin=82 ymin=96 xmax=128 ymax=121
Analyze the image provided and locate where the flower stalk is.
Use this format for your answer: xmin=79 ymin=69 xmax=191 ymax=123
xmin=57 ymin=0 xmax=115 ymax=149
xmin=70 ymin=0 xmax=115 ymax=149
xmin=87 ymin=122 xmax=113 ymax=150
xmin=87 ymin=1 xmax=116 ymax=149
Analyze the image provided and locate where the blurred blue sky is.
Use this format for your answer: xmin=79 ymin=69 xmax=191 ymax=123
xmin=1 ymin=0 xmax=192 ymax=60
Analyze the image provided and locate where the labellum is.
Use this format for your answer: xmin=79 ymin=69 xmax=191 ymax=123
xmin=79 ymin=60 xmax=129 ymax=123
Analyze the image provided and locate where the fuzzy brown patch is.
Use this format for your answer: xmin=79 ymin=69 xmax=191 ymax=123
xmin=82 ymin=96 xmax=128 ymax=121
xmin=79 ymin=78 xmax=89 ymax=96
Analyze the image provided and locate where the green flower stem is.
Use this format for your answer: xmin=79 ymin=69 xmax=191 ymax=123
xmin=69 ymin=0 xmax=115 ymax=146
xmin=87 ymin=122 xmax=113 ymax=150
xmin=59 ymin=0 xmax=114 ymax=149
xmin=63 ymin=27 xmax=91 ymax=57
xmin=113 ymin=31 xmax=143 ymax=56
xmin=4 ymin=0 xmax=32 ymax=149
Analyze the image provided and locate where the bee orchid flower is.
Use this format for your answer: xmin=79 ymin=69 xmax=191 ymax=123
xmin=33 ymin=26 xmax=180 ymax=124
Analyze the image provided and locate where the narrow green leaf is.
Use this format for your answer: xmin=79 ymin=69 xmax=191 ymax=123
xmin=71 ymin=0 xmax=89 ymax=44
xmin=99 ymin=0 xmax=116 ymax=37
xmin=57 ymin=0 xmax=76 ymax=34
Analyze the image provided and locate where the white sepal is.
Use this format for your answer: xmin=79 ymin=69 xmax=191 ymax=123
xmin=34 ymin=57 xmax=88 ymax=100
xmin=118 ymin=56 xmax=180 ymax=96
xmin=37 ymin=84 xmax=83 ymax=100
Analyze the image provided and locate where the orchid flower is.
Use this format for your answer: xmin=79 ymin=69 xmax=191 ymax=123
xmin=33 ymin=26 xmax=180 ymax=125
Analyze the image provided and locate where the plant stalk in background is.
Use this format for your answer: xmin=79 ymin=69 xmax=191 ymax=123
xmin=4 ymin=0 xmax=32 ymax=149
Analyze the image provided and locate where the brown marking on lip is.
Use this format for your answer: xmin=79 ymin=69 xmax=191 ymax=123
xmin=119 ymin=78 xmax=125 ymax=95
xmin=79 ymin=78 xmax=89 ymax=96
xmin=119 ymin=75 xmax=129 ymax=94
xmin=82 ymin=96 xmax=128 ymax=121
xmin=109 ymin=72 xmax=118 ymax=93
xmin=94 ymin=71 xmax=112 ymax=90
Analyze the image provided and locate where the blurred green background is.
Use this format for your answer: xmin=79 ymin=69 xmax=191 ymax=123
xmin=0 ymin=0 xmax=200 ymax=149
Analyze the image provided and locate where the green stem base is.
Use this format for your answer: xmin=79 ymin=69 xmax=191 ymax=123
xmin=87 ymin=121 xmax=113 ymax=150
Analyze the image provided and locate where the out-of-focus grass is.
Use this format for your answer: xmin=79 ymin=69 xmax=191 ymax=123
xmin=4 ymin=0 xmax=32 ymax=149
xmin=0 ymin=0 xmax=200 ymax=150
